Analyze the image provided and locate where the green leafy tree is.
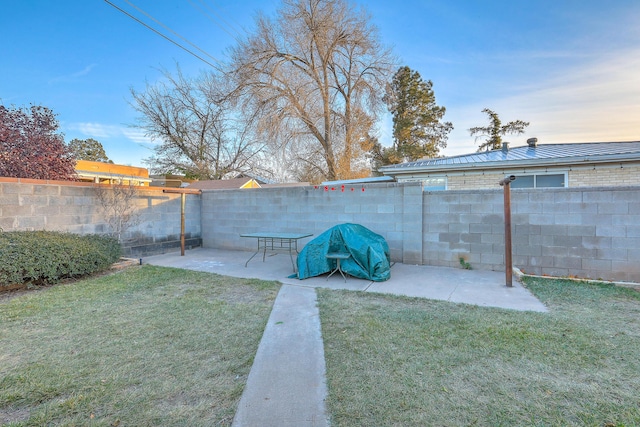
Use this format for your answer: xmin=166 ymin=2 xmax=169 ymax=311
xmin=370 ymin=137 xmax=401 ymax=174
xmin=382 ymin=66 xmax=453 ymax=164
xmin=68 ymin=138 xmax=112 ymax=163
xmin=469 ymin=108 xmax=529 ymax=151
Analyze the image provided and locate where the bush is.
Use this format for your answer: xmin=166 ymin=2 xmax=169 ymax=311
xmin=0 ymin=231 xmax=121 ymax=288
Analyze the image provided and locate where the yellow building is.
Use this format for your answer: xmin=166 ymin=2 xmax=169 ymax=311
xmin=188 ymin=177 xmax=263 ymax=190
xmin=75 ymin=160 xmax=152 ymax=186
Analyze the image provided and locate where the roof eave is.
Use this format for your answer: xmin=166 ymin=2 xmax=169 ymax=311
xmin=380 ymin=152 xmax=640 ymax=175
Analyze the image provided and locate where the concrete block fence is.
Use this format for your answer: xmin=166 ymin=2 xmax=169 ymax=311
xmin=200 ymin=182 xmax=424 ymax=264
xmin=2 ymin=177 xmax=638 ymax=283
xmin=422 ymin=187 xmax=640 ymax=283
xmin=0 ymin=177 xmax=202 ymax=257
xmin=202 ymin=183 xmax=640 ymax=283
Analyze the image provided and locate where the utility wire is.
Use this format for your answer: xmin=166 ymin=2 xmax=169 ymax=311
xmin=123 ymin=0 xmax=223 ymax=66
xmin=188 ymin=0 xmax=244 ymax=43
xmin=104 ymin=0 xmax=224 ymax=70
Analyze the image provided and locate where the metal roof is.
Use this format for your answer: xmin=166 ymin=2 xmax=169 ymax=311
xmin=378 ymin=141 xmax=640 ymax=174
xmin=321 ymin=176 xmax=395 ymax=186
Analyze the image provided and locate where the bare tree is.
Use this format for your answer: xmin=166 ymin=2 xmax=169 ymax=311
xmin=95 ymin=182 xmax=141 ymax=244
xmin=130 ymin=67 xmax=268 ymax=180
xmin=229 ymin=0 xmax=396 ymax=181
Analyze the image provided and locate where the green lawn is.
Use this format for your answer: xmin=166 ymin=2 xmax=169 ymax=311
xmin=3 ymin=266 xmax=639 ymax=426
xmin=317 ymin=277 xmax=640 ymax=426
xmin=0 ymin=265 xmax=280 ymax=427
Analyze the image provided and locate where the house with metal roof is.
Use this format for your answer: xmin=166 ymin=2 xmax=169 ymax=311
xmin=378 ymin=139 xmax=640 ymax=190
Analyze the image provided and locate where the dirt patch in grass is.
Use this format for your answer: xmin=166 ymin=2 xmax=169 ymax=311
xmin=0 ymin=407 xmax=30 ymax=425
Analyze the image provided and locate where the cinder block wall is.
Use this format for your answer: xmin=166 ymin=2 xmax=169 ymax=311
xmin=3 ymin=177 xmax=638 ymax=283
xmin=200 ymin=182 xmax=424 ymax=264
xmin=423 ymin=186 xmax=640 ymax=282
xmin=0 ymin=178 xmax=202 ymax=256
xmin=202 ymin=183 xmax=639 ymax=283
xmin=422 ymin=190 xmax=506 ymax=269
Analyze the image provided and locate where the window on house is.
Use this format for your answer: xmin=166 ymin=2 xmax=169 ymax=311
xmin=398 ymin=177 xmax=447 ymax=191
xmin=421 ymin=177 xmax=447 ymax=191
xmin=511 ymin=173 xmax=565 ymax=188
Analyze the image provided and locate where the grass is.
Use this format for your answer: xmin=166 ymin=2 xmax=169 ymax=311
xmin=317 ymin=277 xmax=640 ymax=426
xmin=0 ymin=265 xmax=280 ymax=427
xmin=3 ymin=265 xmax=640 ymax=426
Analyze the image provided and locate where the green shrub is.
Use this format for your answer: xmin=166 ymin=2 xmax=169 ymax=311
xmin=0 ymin=231 xmax=121 ymax=288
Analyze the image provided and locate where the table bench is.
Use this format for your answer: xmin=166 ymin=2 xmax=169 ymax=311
xmin=240 ymin=232 xmax=313 ymax=273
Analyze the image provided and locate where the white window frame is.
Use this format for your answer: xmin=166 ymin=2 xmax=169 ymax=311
xmin=398 ymin=176 xmax=448 ymax=191
xmin=512 ymin=171 xmax=567 ymax=188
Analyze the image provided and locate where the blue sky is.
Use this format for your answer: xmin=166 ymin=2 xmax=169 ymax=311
xmin=2 ymin=0 xmax=639 ymax=168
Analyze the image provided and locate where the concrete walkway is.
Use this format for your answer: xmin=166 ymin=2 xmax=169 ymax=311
xmin=232 ymin=285 xmax=329 ymax=427
xmin=143 ymin=248 xmax=547 ymax=426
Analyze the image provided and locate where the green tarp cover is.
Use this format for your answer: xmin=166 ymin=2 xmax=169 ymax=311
xmin=296 ymin=223 xmax=391 ymax=281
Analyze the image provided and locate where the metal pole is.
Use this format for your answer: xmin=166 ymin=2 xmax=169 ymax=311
xmin=499 ymin=176 xmax=516 ymax=287
xmin=180 ymin=192 xmax=186 ymax=256
xmin=162 ymin=188 xmax=200 ymax=257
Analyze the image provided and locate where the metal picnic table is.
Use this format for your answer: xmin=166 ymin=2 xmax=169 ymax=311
xmin=240 ymin=232 xmax=313 ymax=273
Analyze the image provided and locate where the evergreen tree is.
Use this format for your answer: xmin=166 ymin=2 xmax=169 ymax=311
xmin=469 ymin=108 xmax=529 ymax=151
xmin=382 ymin=66 xmax=453 ymax=163
xmin=68 ymin=138 xmax=112 ymax=163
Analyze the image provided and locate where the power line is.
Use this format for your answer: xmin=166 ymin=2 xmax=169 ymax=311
xmin=188 ymin=0 xmax=244 ymax=44
xmin=123 ymin=0 xmax=223 ymax=66
xmin=104 ymin=0 xmax=224 ymax=70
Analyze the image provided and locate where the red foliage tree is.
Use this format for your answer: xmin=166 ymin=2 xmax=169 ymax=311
xmin=0 ymin=105 xmax=76 ymax=180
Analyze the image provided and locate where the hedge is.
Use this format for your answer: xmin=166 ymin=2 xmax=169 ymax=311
xmin=0 ymin=231 xmax=122 ymax=288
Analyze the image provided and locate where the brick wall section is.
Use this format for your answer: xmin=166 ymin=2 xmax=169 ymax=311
xmin=0 ymin=177 xmax=202 ymax=256
xmin=439 ymin=164 xmax=640 ymax=190
xmin=423 ymin=186 xmax=640 ymax=282
xmin=569 ymin=165 xmax=640 ymax=187
xmin=3 ymin=177 xmax=639 ymax=283
xmin=203 ymin=183 xmax=640 ymax=282
xmin=447 ymin=173 xmax=508 ymax=190
xmin=200 ymin=182 xmax=424 ymax=264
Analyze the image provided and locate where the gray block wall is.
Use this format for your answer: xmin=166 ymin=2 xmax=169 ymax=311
xmin=201 ymin=183 xmax=639 ymax=283
xmin=514 ymin=187 xmax=639 ymax=282
xmin=200 ymin=182 xmax=424 ymax=264
xmin=423 ymin=186 xmax=640 ymax=283
xmin=3 ymin=178 xmax=638 ymax=283
xmin=423 ymin=190 xmax=507 ymax=270
xmin=0 ymin=179 xmax=202 ymax=256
